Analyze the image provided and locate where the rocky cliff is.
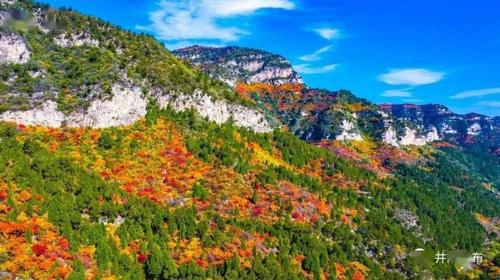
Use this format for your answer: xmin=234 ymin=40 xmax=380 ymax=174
xmin=380 ymin=104 xmax=499 ymax=148
xmin=173 ymin=45 xmax=303 ymax=86
xmin=0 ymin=1 xmax=273 ymax=133
xmin=1 ymin=1 xmax=498 ymax=152
xmin=176 ymin=46 xmax=499 ymax=151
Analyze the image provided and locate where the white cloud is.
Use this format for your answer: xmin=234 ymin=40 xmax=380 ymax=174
xmin=450 ymin=87 xmax=500 ymax=99
xmin=381 ymin=89 xmax=412 ymax=97
xmin=137 ymin=0 xmax=295 ymax=44
xmin=378 ymin=68 xmax=445 ymax=86
xmin=314 ymin=28 xmax=340 ymax=40
xmin=294 ymin=63 xmax=337 ymax=74
xmin=475 ymin=100 xmax=500 ymax=107
xmin=299 ymin=45 xmax=333 ymax=62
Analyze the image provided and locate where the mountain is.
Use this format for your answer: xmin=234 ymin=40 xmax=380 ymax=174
xmin=380 ymin=104 xmax=500 ymax=150
xmin=0 ymin=2 xmax=272 ymax=132
xmin=173 ymin=45 xmax=303 ymax=86
xmin=174 ymin=46 xmax=500 ymax=153
xmin=0 ymin=1 xmax=499 ymax=279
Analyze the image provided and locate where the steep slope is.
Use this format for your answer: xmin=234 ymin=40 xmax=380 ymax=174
xmin=173 ymin=45 xmax=303 ymax=86
xmin=380 ymin=104 xmax=500 ymax=150
xmin=176 ymin=46 xmax=500 ymax=152
xmin=0 ymin=1 xmax=499 ymax=280
xmin=0 ymin=1 xmax=273 ymax=132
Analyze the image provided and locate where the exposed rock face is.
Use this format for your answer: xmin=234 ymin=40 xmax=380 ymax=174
xmin=0 ymin=0 xmax=16 ymax=6
xmin=0 ymin=82 xmax=146 ymax=127
xmin=467 ymin=123 xmax=482 ymax=135
xmin=379 ymin=104 xmax=499 ymax=148
xmin=54 ymin=33 xmax=99 ymax=48
xmin=398 ymin=126 xmax=440 ymax=146
xmin=67 ymin=83 xmax=147 ymax=128
xmin=382 ymin=126 xmax=399 ymax=146
xmin=336 ymin=119 xmax=363 ymax=141
xmin=0 ymin=10 xmax=8 ymax=25
xmin=395 ymin=209 xmax=419 ymax=231
xmin=382 ymin=122 xmax=440 ymax=146
xmin=173 ymin=45 xmax=303 ymax=86
xmin=157 ymin=90 xmax=272 ymax=133
xmin=32 ymin=7 xmax=50 ymax=33
xmin=0 ymin=82 xmax=272 ymax=132
xmin=0 ymin=101 xmax=64 ymax=127
xmin=0 ymin=32 xmax=31 ymax=64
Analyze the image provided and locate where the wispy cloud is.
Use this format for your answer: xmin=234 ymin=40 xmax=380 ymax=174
xmin=381 ymin=89 xmax=412 ymax=97
xmin=314 ymin=28 xmax=340 ymax=40
xmin=294 ymin=63 xmax=337 ymax=74
xmin=299 ymin=45 xmax=333 ymax=62
xmin=475 ymin=100 xmax=500 ymax=107
xmin=137 ymin=0 xmax=295 ymax=47
xmin=378 ymin=68 xmax=445 ymax=86
xmin=450 ymin=87 xmax=500 ymax=99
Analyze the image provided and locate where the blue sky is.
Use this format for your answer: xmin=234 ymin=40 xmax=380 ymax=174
xmin=42 ymin=0 xmax=500 ymax=116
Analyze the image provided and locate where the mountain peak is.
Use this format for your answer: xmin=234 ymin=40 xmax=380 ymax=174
xmin=173 ymin=45 xmax=303 ymax=86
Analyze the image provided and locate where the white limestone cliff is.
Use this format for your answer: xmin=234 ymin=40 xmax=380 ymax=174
xmin=467 ymin=123 xmax=482 ymax=135
xmin=0 ymin=83 xmax=146 ymax=128
xmin=0 ymin=83 xmax=273 ymax=133
xmin=398 ymin=126 xmax=439 ymax=146
xmin=382 ymin=124 xmax=440 ymax=147
xmin=54 ymin=33 xmax=100 ymax=48
xmin=0 ymin=32 xmax=31 ymax=64
xmin=336 ymin=119 xmax=363 ymax=141
xmin=157 ymin=90 xmax=272 ymax=133
xmin=0 ymin=101 xmax=65 ymax=127
xmin=66 ymin=83 xmax=147 ymax=128
xmin=248 ymin=66 xmax=303 ymax=85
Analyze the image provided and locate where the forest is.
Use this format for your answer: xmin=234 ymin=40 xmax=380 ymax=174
xmin=0 ymin=104 xmax=498 ymax=279
xmin=0 ymin=1 xmax=498 ymax=279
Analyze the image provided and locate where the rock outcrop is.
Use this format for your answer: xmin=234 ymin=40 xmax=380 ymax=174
xmin=0 ymin=82 xmax=272 ymax=132
xmin=173 ymin=45 xmax=303 ymax=86
xmin=54 ymin=32 xmax=100 ymax=48
xmin=0 ymin=82 xmax=146 ymax=127
xmin=380 ymin=104 xmax=499 ymax=147
xmin=0 ymin=0 xmax=16 ymax=6
xmin=336 ymin=119 xmax=363 ymax=141
xmin=157 ymin=90 xmax=272 ymax=133
xmin=0 ymin=32 xmax=30 ymax=64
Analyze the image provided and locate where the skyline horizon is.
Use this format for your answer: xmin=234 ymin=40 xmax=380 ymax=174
xmin=40 ymin=0 xmax=500 ymax=117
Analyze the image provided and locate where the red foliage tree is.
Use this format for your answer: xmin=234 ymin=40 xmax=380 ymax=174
xmin=137 ymin=253 xmax=148 ymax=263
xmin=32 ymin=243 xmax=47 ymax=256
xmin=0 ymin=191 xmax=7 ymax=201
xmin=352 ymin=271 xmax=365 ymax=280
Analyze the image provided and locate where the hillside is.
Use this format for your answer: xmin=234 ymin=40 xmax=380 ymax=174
xmin=0 ymin=1 xmax=499 ymax=279
xmin=175 ymin=46 xmax=500 ymax=154
xmin=173 ymin=45 xmax=303 ymax=87
xmin=0 ymin=0 xmax=272 ymax=132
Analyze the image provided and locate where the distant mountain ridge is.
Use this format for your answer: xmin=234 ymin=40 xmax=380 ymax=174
xmin=173 ymin=45 xmax=303 ymax=86
xmin=174 ymin=45 xmax=500 ymax=153
xmin=380 ymin=103 xmax=500 ymax=149
xmin=0 ymin=2 xmax=499 ymax=279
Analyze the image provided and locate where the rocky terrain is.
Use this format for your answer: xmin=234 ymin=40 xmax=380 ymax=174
xmin=1 ymin=0 xmax=497 ymax=151
xmin=0 ymin=1 xmax=498 ymax=279
xmin=380 ymin=104 xmax=500 ymax=148
xmin=173 ymin=45 xmax=303 ymax=86
xmin=0 ymin=1 xmax=272 ymax=132
xmin=177 ymin=46 xmax=499 ymax=152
